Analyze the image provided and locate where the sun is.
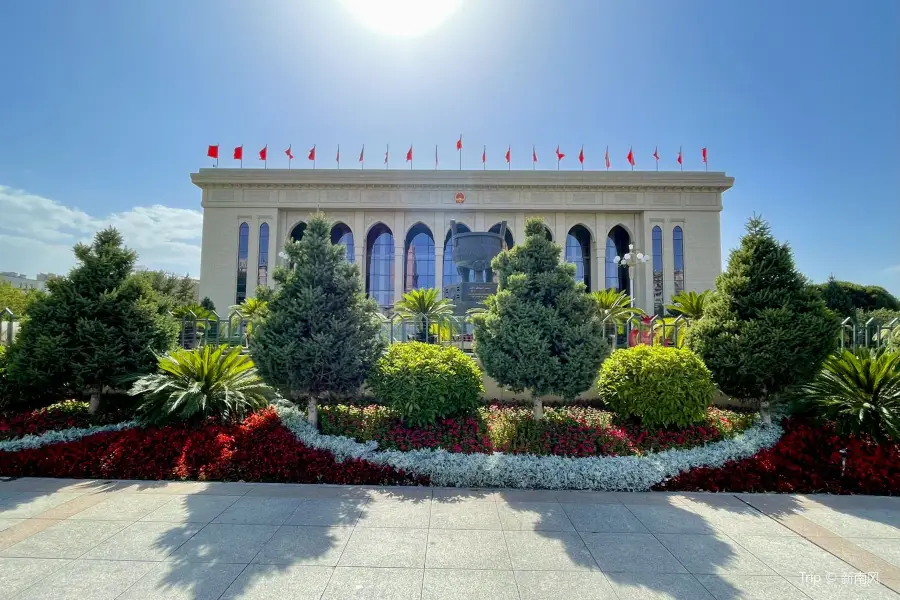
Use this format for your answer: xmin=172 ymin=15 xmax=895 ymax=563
xmin=341 ymin=0 xmax=461 ymax=37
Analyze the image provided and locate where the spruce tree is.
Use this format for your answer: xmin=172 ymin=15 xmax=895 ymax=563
xmin=6 ymin=228 xmax=176 ymax=410
xmin=686 ymin=216 xmax=839 ymax=422
xmin=472 ymin=218 xmax=608 ymax=419
xmin=250 ymin=215 xmax=384 ymax=426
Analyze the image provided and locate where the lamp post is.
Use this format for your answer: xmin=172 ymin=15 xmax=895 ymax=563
xmin=612 ymin=243 xmax=650 ymax=308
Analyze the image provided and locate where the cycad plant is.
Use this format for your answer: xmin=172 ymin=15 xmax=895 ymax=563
xmin=591 ymin=288 xmax=644 ymax=337
xmin=666 ymin=290 xmax=710 ymax=319
xmin=129 ymin=345 xmax=272 ymax=425
xmin=393 ymin=288 xmax=455 ymax=342
xmin=797 ymin=348 xmax=900 ymax=442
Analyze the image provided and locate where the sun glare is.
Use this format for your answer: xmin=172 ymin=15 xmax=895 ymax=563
xmin=341 ymin=0 xmax=461 ymax=37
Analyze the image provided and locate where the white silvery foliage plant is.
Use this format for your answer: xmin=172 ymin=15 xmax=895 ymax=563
xmin=273 ymin=403 xmax=783 ymax=491
xmin=0 ymin=421 xmax=138 ymax=453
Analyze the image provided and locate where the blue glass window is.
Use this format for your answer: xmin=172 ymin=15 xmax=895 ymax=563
xmin=257 ymin=223 xmax=269 ymax=287
xmin=652 ymin=225 xmax=663 ymax=314
xmin=442 ymin=224 xmax=471 ymax=286
xmin=404 ymin=225 xmax=435 ymax=291
xmin=488 ymin=223 xmax=515 ymax=250
xmin=366 ymin=225 xmax=394 ymax=309
xmin=331 ymin=223 xmax=354 ymax=263
xmin=566 ymin=225 xmax=592 ymax=291
xmin=673 ymin=226 xmax=685 ymax=295
xmin=605 ymin=226 xmax=631 ymax=293
xmin=236 ymin=222 xmax=249 ymax=304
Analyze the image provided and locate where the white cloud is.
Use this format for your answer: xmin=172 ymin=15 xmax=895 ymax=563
xmin=0 ymin=185 xmax=202 ymax=277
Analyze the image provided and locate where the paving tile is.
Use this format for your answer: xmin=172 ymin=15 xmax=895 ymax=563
xmin=359 ymin=486 xmax=433 ymax=502
xmin=425 ymin=529 xmax=511 ymax=570
xmin=0 ymin=557 xmax=70 ymax=599
xmin=0 ymin=519 xmax=126 ymax=558
xmin=0 ymin=518 xmax=24 ymax=532
xmin=657 ymin=533 xmax=775 ymax=575
xmin=504 ymin=530 xmax=599 ymax=571
xmin=432 ymin=488 xmax=499 ymax=502
xmin=211 ymin=496 xmax=302 ymax=525
xmin=252 ymin=525 xmax=351 ymax=566
xmin=582 ymin=533 xmax=687 ymax=574
xmin=514 ymin=570 xmax=618 ymax=600
xmin=140 ymin=495 xmax=239 ymax=523
xmin=83 ymin=521 xmax=202 ymax=561
xmin=283 ymin=498 xmax=367 ymax=527
xmin=0 ymin=478 xmax=111 ymax=494
xmin=0 ymin=492 xmax=85 ymax=519
xmin=849 ymin=537 xmax=900 ymax=568
xmin=555 ymin=490 xmax=623 ymax=504
xmin=803 ymin=508 xmax=900 ymax=539
xmin=167 ymin=523 xmax=278 ymax=563
xmin=677 ymin=494 xmax=748 ymax=508
xmin=734 ymin=534 xmax=855 ymax=576
xmin=355 ymin=498 xmax=431 ymax=528
xmin=14 ymin=558 xmax=157 ymax=600
xmin=115 ymin=481 xmax=250 ymax=496
xmin=338 ymin=527 xmax=427 ymax=568
xmin=694 ymin=574 xmax=810 ymax=599
xmin=626 ymin=505 xmax=716 ymax=534
xmin=496 ymin=489 xmax=561 ymax=503
xmin=498 ymin=501 xmax=575 ymax=531
xmin=117 ymin=561 xmax=246 ymax=600
xmin=562 ymin=503 xmax=649 ymax=533
xmin=244 ymin=484 xmax=368 ymax=499
xmin=808 ymin=535 xmax=900 ymax=581
xmin=604 ymin=572 xmax=715 ymax=599
xmin=617 ymin=493 xmax=689 ymax=506
xmin=687 ymin=504 xmax=798 ymax=536
xmin=219 ymin=564 xmax=333 ymax=600
xmin=0 ymin=515 xmax=59 ymax=552
xmin=786 ymin=574 xmax=900 ymax=599
xmin=68 ymin=493 xmax=172 ymax=521
xmin=421 ymin=568 xmax=519 ymax=600
xmin=321 ymin=567 xmax=423 ymax=600
xmin=430 ymin=499 xmax=500 ymax=529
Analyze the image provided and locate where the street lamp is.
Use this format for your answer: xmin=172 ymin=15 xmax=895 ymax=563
xmin=612 ymin=243 xmax=650 ymax=306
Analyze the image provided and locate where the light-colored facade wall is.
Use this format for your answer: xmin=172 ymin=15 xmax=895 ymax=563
xmin=192 ymin=169 xmax=733 ymax=313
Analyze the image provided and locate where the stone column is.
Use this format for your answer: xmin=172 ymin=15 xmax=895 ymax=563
xmin=393 ymin=240 xmax=404 ymax=306
xmin=663 ymin=220 xmax=676 ymax=306
xmin=434 ymin=246 xmax=444 ymax=298
xmin=555 ymin=212 xmax=567 ymax=263
xmin=354 ymin=211 xmax=366 ymax=290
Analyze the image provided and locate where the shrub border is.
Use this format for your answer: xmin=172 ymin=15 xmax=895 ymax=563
xmin=0 ymin=421 xmax=138 ymax=453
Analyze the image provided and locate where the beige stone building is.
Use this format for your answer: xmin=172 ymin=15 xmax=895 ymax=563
xmin=191 ymin=169 xmax=734 ymax=314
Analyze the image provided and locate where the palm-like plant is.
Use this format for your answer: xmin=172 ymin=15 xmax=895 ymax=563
xmin=230 ymin=297 xmax=269 ymax=339
xmin=797 ymin=348 xmax=900 ymax=442
xmin=129 ymin=345 xmax=272 ymax=425
xmin=393 ymin=288 xmax=455 ymax=342
xmin=666 ymin=290 xmax=710 ymax=319
xmin=591 ymin=288 xmax=644 ymax=325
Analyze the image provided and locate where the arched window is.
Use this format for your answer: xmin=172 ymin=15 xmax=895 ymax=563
xmin=488 ymin=223 xmax=515 ymax=250
xmin=652 ymin=226 xmax=663 ymax=314
xmin=443 ymin=223 xmax=471 ymax=286
xmin=257 ymin=223 xmax=270 ymax=287
xmin=235 ymin=222 xmax=249 ymax=304
xmin=566 ymin=225 xmax=592 ymax=291
xmin=605 ymin=225 xmax=631 ymax=293
xmin=290 ymin=222 xmax=306 ymax=243
xmin=673 ymin=226 xmax=685 ymax=295
xmin=404 ymin=224 xmax=435 ymax=291
xmin=331 ymin=223 xmax=354 ymax=263
xmin=366 ymin=224 xmax=394 ymax=309
xmin=543 ymin=225 xmax=553 ymax=241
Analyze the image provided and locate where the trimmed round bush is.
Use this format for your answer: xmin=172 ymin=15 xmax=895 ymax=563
xmin=598 ymin=345 xmax=715 ymax=428
xmin=368 ymin=342 xmax=484 ymax=426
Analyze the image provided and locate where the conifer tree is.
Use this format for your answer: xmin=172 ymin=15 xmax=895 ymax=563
xmin=687 ymin=216 xmax=839 ymax=422
xmin=250 ymin=215 xmax=384 ymax=426
xmin=472 ymin=218 xmax=608 ymax=419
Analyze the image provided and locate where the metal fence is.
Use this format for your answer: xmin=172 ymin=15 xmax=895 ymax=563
xmin=1 ymin=307 xmax=897 ymax=353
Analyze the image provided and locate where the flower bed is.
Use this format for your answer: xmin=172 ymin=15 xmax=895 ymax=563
xmin=319 ymin=404 xmax=757 ymax=457
xmin=0 ymin=400 xmax=136 ymax=441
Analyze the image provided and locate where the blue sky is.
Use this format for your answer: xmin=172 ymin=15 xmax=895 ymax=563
xmin=1 ymin=0 xmax=898 ymax=292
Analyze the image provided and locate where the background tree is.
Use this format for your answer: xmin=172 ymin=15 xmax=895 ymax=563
xmin=250 ymin=215 xmax=384 ymax=426
xmin=0 ymin=281 xmax=44 ymax=315
xmin=686 ymin=216 xmax=840 ymax=423
xmin=815 ymin=276 xmax=900 ymax=318
xmin=6 ymin=228 xmax=177 ymax=411
xmin=199 ymin=297 xmax=216 ymax=312
xmin=131 ymin=270 xmax=198 ymax=311
xmin=472 ymin=218 xmax=608 ymax=419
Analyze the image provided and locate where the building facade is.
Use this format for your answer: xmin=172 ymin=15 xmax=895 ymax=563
xmin=192 ymin=169 xmax=734 ymax=314
xmin=0 ymin=272 xmax=55 ymax=291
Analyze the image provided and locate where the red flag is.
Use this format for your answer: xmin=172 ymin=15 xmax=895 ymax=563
xmin=207 ymin=144 xmax=219 ymax=159
xmin=532 ymin=146 xmax=537 ymax=163
xmin=435 ymin=145 xmax=439 ymax=168
xmin=556 ymin=146 xmax=565 ymax=161
xmin=285 ymin=145 xmax=293 ymax=160
xmin=359 ymin=145 xmax=365 ymax=163
xmin=605 ymin=146 xmax=610 ymax=170
xmin=233 ymin=145 xmax=242 ymax=160
xmin=677 ymin=147 xmax=683 ymax=165
xmin=626 ymin=147 xmax=635 ymax=167
xmin=384 ymin=146 xmax=389 ymax=165
xmin=259 ymin=145 xmax=267 ymax=161
xmin=308 ymin=145 xmax=316 ymax=161
xmin=702 ymin=147 xmax=708 ymax=163
xmin=456 ymin=135 xmax=462 ymax=151
xmin=504 ymin=146 xmax=510 ymax=163
xmin=336 ymin=145 xmax=340 ymax=165
xmin=578 ymin=145 xmax=584 ymax=164
xmin=406 ymin=145 xmax=413 ymax=162
xmin=653 ymin=146 xmax=659 ymax=162
xmin=482 ymin=146 xmax=487 ymax=164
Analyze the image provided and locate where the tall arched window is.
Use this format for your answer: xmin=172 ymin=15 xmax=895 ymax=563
xmin=673 ymin=226 xmax=685 ymax=295
xmin=235 ymin=222 xmax=249 ymax=304
xmin=543 ymin=225 xmax=553 ymax=241
xmin=257 ymin=223 xmax=270 ymax=287
xmin=366 ymin=224 xmax=394 ymax=309
xmin=566 ymin=225 xmax=592 ymax=291
xmin=652 ymin=226 xmax=663 ymax=314
xmin=488 ymin=223 xmax=515 ymax=250
xmin=404 ymin=224 xmax=435 ymax=291
xmin=331 ymin=223 xmax=354 ymax=263
xmin=605 ymin=226 xmax=631 ymax=293
xmin=443 ymin=223 xmax=471 ymax=286
xmin=290 ymin=222 xmax=306 ymax=243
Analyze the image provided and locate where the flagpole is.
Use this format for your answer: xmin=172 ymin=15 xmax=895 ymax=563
xmin=435 ymin=144 xmax=438 ymax=170
xmin=459 ymin=134 xmax=462 ymax=170
xmin=337 ymin=145 xmax=340 ymax=170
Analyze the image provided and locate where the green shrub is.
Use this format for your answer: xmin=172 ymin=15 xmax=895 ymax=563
xmin=796 ymin=348 xmax=900 ymax=443
xmin=368 ymin=342 xmax=484 ymax=426
xmin=129 ymin=345 xmax=272 ymax=425
xmin=319 ymin=404 xmax=394 ymax=441
xmin=0 ymin=345 xmax=8 ymax=405
xmin=598 ymin=345 xmax=715 ymax=428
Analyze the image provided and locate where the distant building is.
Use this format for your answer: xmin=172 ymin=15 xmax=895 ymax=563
xmin=0 ymin=272 xmax=56 ymax=291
